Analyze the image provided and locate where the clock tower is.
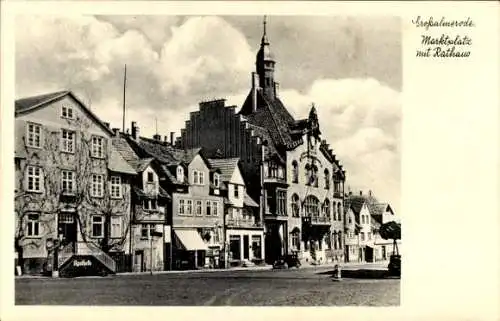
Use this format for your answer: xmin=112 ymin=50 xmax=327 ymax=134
xmin=256 ymin=16 xmax=277 ymax=100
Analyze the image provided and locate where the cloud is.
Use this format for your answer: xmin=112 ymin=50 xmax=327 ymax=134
xmin=15 ymin=15 xmax=401 ymax=212
xmin=280 ymin=78 xmax=401 ymax=212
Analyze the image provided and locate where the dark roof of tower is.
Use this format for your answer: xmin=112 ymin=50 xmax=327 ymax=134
xmin=239 ymin=89 xmax=307 ymax=154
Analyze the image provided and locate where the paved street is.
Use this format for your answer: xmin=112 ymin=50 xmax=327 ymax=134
xmin=16 ymin=264 xmax=400 ymax=306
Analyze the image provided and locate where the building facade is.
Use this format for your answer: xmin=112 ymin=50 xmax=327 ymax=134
xmin=207 ymin=158 xmax=264 ymax=267
xmin=176 ymin=19 xmax=346 ymax=265
xmin=14 ymin=91 xmax=136 ymax=275
xmin=124 ymin=124 xmax=225 ymax=270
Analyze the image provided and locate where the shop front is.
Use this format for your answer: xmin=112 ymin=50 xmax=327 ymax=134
xmin=173 ymin=229 xmax=209 ymax=270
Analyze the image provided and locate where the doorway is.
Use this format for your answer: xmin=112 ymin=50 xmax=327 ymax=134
xmin=243 ymin=235 xmax=249 ymax=260
xmin=134 ymin=250 xmax=144 ymax=272
xmin=58 ymin=212 xmax=77 ymax=252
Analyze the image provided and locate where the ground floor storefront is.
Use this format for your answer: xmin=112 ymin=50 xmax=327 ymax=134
xmin=226 ymin=229 xmax=265 ymax=266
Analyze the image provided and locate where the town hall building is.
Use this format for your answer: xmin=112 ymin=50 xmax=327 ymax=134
xmin=176 ymin=18 xmax=346 ymax=265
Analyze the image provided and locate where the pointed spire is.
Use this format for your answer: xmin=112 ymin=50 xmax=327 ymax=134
xmin=261 ymin=15 xmax=269 ymax=45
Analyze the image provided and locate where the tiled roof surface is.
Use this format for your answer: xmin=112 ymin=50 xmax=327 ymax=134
xmin=112 ymin=137 xmax=140 ymax=163
xmin=207 ymin=158 xmax=240 ymax=182
xmin=108 ymin=149 xmax=137 ymax=175
xmin=239 ymin=89 xmax=304 ymax=154
xmin=243 ymin=193 xmax=259 ymax=207
xmin=15 ymin=90 xmax=69 ymax=114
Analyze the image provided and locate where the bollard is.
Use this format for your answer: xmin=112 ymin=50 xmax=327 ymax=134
xmin=332 ymin=264 xmax=342 ymax=282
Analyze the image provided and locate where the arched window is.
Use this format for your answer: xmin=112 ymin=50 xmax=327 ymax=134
xmin=291 ymin=194 xmax=300 ymax=217
xmin=337 ymin=232 xmax=343 ymax=250
xmin=324 ymin=169 xmax=330 ymax=189
xmin=292 ymin=160 xmax=298 ymax=183
xmin=305 ymin=164 xmax=311 ymax=185
xmin=332 ymin=201 xmax=337 ymax=220
xmin=176 ymin=166 xmax=184 ymax=182
xmin=333 ymin=231 xmax=338 ymax=250
xmin=322 ymin=199 xmax=330 ymax=218
xmin=304 ymin=195 xmax=319 ymax=217
xmin=337 ymin=203 xmax=342 ymax=221
xmin=312 ymin=165 xmax=319 ymax=187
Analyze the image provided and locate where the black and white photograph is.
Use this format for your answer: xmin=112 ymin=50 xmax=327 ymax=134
xmin=11 ymin=14 xmax=403 ymax=306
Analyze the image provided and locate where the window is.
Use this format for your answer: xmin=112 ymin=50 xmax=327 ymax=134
xmin=147 ymin=171 xmax=154 ymax=183
xmin=367 ymin=232 xmax=372 ymax=240
xmin=141 ymin=224 xmax=155 ymax=239
xmin=26 ymin=213 xmax=40 ymax=237
xmin=338 ymin=232 xmax=343 ymax=249
xmin=193 ymin=171 xmax=199 ymax=184
xmin=348 ymin=215 xmax=352 ymax=224
xmin=110 ymin=216 xmax=122 ymax=238
xmin=176 ymin=166 xmax=184 ymax=182
xmin=91 ymin=216 xmax=104 ymax=238
xmin=61 ymin=170 xmax=75 ymax=194
xmin=192 ymin=170 xmax=205 ymax=185
xmin=26 ymin=165 xmax=42 ymax=192
xmin=206 ymin=201 xmax=211 ymax=216
xmin=268 ymin=162 xmax=279 ymax=178
xmin=324 ymin=169 xmax=330 ymax=189
xmin=332 ymin=201 xmax=337 ymax=220
xmin=265 ymin=190 xmax=272 ymax=213
xmin=179 ymin=199 xmax=186 ymax=215
xmin=312 ymin=165 xmax=318 ymax=187
xmin=91 ymin=136 xmax=105 ymax=158
xmin=291 ymin=232 xmax=300 ymax=250
xmin=213 ymin=173 xmax=220 ymax=188
xmin=234 ymin=185 xmax=239 ymax=198
xmin=186 ymin=200 xmax=193 ymax=214
xmin=211 ymin=201 xmax=218 ymax=216
xmin=304 ymin=195 xmax=319 ymax=217
xmin=61 ymin=129 xmax=75 ymax=153
xmin=143 ymin=199 xmax=158 ymax=211
xmin=337 ymin=203 xmax=342 ymax=221
xmin=333 ymin=232 xmax=338 ymax=249
xmin=26 ymin=123 xmax=42 ymax=148
xmin=276 ymin=190 xmax=286 ymax=216
xmin=252 ymin=235 xmax=262 ymax=259
xmin=361 ymin=232 xmax=365 ymax=241
xmin=110 ymin=176 xmax=122 ymax=198
xmin=199 ymin=172 xmax=205 ymax=185
xmin=291 ymin=194 xmax=300 ymax=217
xmin=305 ymin=164 xmax=311 ymax=184
xmin=91 ymin=174 xmax=104 ymax=197
xmin=292 ymin=161 xmax=298 ymax=183
xmin=322 ymin=199 xmax=330 ymax=218
xmin=61 ymin=105 xmax=74 ymax=119
xmin=195 ymin=200 xmax=202 ymax=216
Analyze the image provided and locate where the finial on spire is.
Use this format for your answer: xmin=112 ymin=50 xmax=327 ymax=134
xmin=263 ymin=15 xmax=267 ymax=35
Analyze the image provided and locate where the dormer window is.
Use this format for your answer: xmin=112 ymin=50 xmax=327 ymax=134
xmin=234 ymin=185 xmax=239 ymax=198
xmin=176 ymin=166 xmax=184 ymax=182
xmin=147 ymin=172 xmax=154 ymax=183
xmin=192 ymin=170 xmax=205 ymax=185
xmin=213 ymin=173 xmax=220 ymax=188
xmin=61 ymin=105 xmax=74 ymax=119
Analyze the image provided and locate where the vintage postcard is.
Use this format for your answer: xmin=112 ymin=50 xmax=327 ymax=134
xmin=0 ymin=1 xmax=498 ymax=321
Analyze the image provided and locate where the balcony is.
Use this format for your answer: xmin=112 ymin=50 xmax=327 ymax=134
xmin=263 ymin=176 xmax=288 ymax=186
xmin=264 ymin=212 xmax=288 ymax=220
xmin=226 ymin=217 xmax=263 ymax=229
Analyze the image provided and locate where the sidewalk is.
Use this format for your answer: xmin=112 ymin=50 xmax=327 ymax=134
xmin=15 ymin=261 xmax=388 ymax=279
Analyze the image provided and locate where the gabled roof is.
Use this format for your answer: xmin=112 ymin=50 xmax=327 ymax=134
xmin=15 ymin=90 xmax=114 ymax=137
xmin=243 ymin=192 xmax=259 ymax=207
xmin=207 ymin=158 xmax=240 ymax=182
xmin=108 ymin=149 xmax=137 ymax=175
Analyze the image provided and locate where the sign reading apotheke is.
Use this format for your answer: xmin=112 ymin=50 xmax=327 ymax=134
xmin=59 ymin=255 xmax=110 ymax=277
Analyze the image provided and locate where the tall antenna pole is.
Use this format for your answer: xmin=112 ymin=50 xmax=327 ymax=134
xmin=155 ymin=117 xmax=158 ymax=135
xmin=122 ymin=64 xmax=127 ymax=132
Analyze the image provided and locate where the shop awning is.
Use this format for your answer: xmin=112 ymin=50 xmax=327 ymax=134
xmin=174 ymin=229 xmax=208 ymax=251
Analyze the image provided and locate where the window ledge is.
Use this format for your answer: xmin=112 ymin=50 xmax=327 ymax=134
xmin=61 ymin=150 xmax=76 ymax=155
xmin=26 ymin=190 xmax=43 ymax=194
xmin=26 ymin=145 xmax=43 ymax=150
xmin=110 ymin=196 xmax=123 ymax=200
xmin=24 ymin=236 xmax=42 ymax=239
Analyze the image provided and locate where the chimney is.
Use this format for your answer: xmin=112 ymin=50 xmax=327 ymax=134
xmin=131 ymin=121 xmax=139 ymax=140
xmin=104 ymin=122 xmax=110 ymax=128
xmin=369 ymin=190 xmax=372 ymax=197
xmin=164 ymin=135 xmax=169 ymax=143
xmin=274 ymin=82 xmax=280 ymax=98
xmin=153 ymin=134 xmax=161 ymax=141
xmin=360 ymin=191 xmax=363 ymax=196
xmin=349 ymin=191 xmax=353 ymax=196
xmin=170 ymin=132 xmax=175 ymax=145
xmin=112 ymin=128 xmax=120 ymax=137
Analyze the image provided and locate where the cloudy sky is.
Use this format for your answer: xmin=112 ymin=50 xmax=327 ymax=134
xmin=15 ymin=15 xmax=401 ymax=212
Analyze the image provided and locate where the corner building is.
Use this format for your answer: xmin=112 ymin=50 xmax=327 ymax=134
xmin=177 ymin=19 xmax=346 ymax=264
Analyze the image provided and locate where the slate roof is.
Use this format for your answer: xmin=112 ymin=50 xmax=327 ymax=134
xmin=239 ymin=89 xmax=306 ymax=154
xmin=112 ymin=137 xmax=140 ymax=163
xmin=207 ymin=158 xmax=240 ymax=182
xmin=15 ymin=90 xmax=69 ymax=114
